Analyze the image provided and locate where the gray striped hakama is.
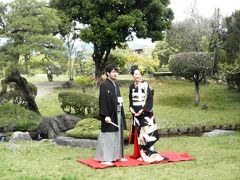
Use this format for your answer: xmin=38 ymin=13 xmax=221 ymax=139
xmin=94 ymin=105 xmax=124 ymax=162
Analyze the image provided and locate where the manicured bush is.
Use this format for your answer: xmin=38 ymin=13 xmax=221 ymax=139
xmin=169 ymin=52 xmax=212 ymax=105
xmin=0 ymin=103 xmax=42 ymax=132
xmin=58 ymin=92 xmax=98 ymax=117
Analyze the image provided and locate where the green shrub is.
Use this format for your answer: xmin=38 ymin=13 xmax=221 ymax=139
xmin=158 ymin=67 xmax=170 ymax=72
xmin=221 ymin=61 xmax=240 ymax=90
xmin=58 ymin=92 xmax=98 ymax=117
xmin=66 ymin=118 xmax=130 ymax=140
xmin=74 ymin=75 xmax=95 ymax=86
xmin=74 ymin=75 xmax=96 ymax=93
xmin=0 ymin=103 xmax=42 ymax=132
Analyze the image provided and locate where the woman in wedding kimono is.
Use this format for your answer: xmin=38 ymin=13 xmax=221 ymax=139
xmin=128 ymin=65 xmax=165 ymax=163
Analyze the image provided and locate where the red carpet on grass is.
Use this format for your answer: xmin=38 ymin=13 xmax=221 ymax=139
xmin=77 ymin=152 xmax=195 ymax=169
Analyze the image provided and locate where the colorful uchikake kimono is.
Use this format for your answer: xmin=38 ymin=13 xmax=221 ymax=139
xmin=128 ymin=80 xmax=164 ymax=162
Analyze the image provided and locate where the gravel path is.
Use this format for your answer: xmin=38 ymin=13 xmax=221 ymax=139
xmin=33 ymin=81 xmax=64 ymax=99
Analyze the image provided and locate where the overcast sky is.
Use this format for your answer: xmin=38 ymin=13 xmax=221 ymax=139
xmin=170 ymin=0 xmax=240 ymax=22
xmin=130 ymin=0 xmax=240 ymax=49
xmin=1 ymin=0 xmax=239 ymax=50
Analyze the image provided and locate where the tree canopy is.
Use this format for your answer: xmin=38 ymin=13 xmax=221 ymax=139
xmin=169 ymin=52 xmax=212 ymax=105
xmin=224 ymin=10 xmax=240 ymax=64
xmin=221 ymin=10 xmax=240 ymax=90
xmin=152 ymin=37 xmax=178 ymax=68
xmin=0 ymin=0 xmax=64 ymax=62
xmin=50 ymin=0 xmax=174 ymax=77
xmin=0 ymin=0 xmax=65 ymax=113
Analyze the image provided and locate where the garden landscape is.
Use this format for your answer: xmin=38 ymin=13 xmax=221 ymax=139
xmin=0 ymin=0 xmax=240 ymax=179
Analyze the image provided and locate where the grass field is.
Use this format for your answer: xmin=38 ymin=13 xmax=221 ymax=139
xmin=35 ymin=75 xmax=240 ymax=129
xmin=0 ymin=132 xmax=239 ymax=179
xmin=149 ymin=79 xmax=240 ymax=129
xmin=1 ymin=75 xmax=239 ymax=179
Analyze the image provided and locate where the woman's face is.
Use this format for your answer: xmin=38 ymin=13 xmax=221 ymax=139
xmin=133 ymin=69 xmax=142 ymax=83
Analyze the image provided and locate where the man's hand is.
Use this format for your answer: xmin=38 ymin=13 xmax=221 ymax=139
xmin=105 ymin=116 xmax=111 ymax=123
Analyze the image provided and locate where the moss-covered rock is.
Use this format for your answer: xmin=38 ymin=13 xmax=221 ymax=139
xmin=66 ymin=118 xmax=100 ymax=139
xmin=0 ymin=103 xmax=42 ymax=132
xmin=66 ymin=118 xmax=129 ymax=140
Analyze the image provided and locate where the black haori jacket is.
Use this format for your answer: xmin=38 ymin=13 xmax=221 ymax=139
xmin=99 ymin=78 xmax=127 ymax=132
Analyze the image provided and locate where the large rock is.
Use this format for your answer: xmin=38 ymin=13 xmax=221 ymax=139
xmin=52 ymin=136 xmax=96 ymax=148
xmin=10 ymin=131 xmax=32 ymax=142
xmin=202 ymin=129 xmax=236 ymax=137
xmin=39 ymin=114 xmax=80 ymax=139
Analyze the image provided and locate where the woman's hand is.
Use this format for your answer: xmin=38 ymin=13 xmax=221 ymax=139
xmin=105 ymin=116 xmax=111 ymax=123
xmin=130 ymin=107 xmax=136 ymax=115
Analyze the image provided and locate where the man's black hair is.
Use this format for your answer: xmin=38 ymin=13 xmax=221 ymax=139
xmin=105 ymin=64 xmax=118 ymax=73
xmin=105 ymin=64 xmax=118 ymax=76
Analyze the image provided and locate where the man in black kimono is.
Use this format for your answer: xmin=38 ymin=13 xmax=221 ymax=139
xmin=94 ymin=64 xmax=127 ymax=166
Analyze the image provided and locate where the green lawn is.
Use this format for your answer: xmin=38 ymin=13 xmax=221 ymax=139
xmin=1 ymin=75 xmax=240 ymax=179
xmin=115 ymin=75 xmax=240 ymax=130
xmin=35 ymin=75 xmax=240 ymax=129
xmin=0 ymin=133 xmax=239 ymax=179
xmin=149 ymin=79 xmax=240 ymax=129
xmin=36 ymin=89 xmax=65 ymax=117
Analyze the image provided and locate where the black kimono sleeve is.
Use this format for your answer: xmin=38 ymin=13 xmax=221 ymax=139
xmin=143 ymin=84 xmax=153 ymax=112
xmin=129 ymin=83 xmax=134 ymax=108
xmin=99 ymin=83 xmax=109 ymax=118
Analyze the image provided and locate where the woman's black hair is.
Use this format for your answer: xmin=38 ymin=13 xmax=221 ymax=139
xmin=130 ymin=65 xmax=139 ymax=75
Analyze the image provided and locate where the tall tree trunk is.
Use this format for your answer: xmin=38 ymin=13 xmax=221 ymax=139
xmin=212 ymin=41 xmax=219 ymax=77
xmin=92 ymin=46 xmax=112 ymax=78
xmin=66 ymin=34 xmax=76 ymax=82
xmin=68 ymin=57 xmax=73 ymax=81
xmin=93 ymin=55 xmax=102 ymax=78
xmin=92 ymin=47 xmax=104 ymax=78
xmin=79 ymin=60 xmax=83 ymax=74
xmin=24 ymin=54 xmax=30 ymax=75
xmin=194 ymin=81 xmax=200 ymax=105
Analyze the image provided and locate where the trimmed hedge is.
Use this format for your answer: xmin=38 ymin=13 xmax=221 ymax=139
xmin=169 ymin=52 xmax=212 ymax=79
xmin=0 ymin=103 xmax=42 ymax=132
xmin=58 ymin=92 xmax=98 ymax=117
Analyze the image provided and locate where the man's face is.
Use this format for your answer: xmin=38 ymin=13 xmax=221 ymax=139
xmin=107 ymin=69 xmax=118 ymax=80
